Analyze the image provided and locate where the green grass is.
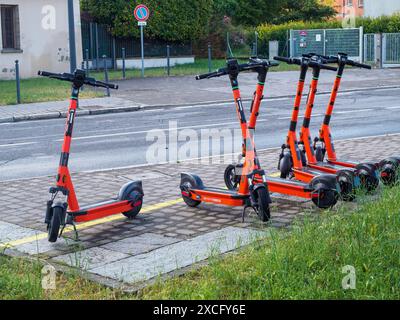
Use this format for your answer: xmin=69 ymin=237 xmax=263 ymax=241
xmin=0 ymin=59 xmax=298 ymax=105
xmin=92 ymin=58 xmax=299 ymax=81
xmin=1 ymin=185 xmax=399 ymax=300
xmin=0 ymin=78 xmax=103 ymax=106
xmin=140 ymin=186 xmax=400 ymax=300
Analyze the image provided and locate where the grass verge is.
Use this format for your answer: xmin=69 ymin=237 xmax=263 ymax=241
xmin=0 ymin=78 xmax=102 ymax=106
xmin=0 ymin=59 xmax=298 ymax=106
xmin=1 ymin=185 xmax=399 ymax=300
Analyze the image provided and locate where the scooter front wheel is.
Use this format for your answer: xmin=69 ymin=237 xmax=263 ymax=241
xmin=48 ymin=206 xmax=65 ymax=243
xmin=256 ymin=188 xmax=271 ymax=222
xmin=224 ymin=164 xmax=240 ymax=191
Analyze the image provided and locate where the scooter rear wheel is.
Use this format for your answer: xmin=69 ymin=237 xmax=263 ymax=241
xmin=224 ymin=164 xmax=240 ymax=191
xmin=358 ymin=165 xmax=379 ymax=192
xmin=181 ymin=177 xmax=201 ymax=207
xmin=337 ymin=171 xmax=355 ymax=202
xmin=122 ymin=189 xmax=143 ymax=219
xmin=48 ymin=206 xmax=65 ymax=243
xmin=256 ymin=188 xmax=271 ymax=222
xmin=379 ymin=159 xmax=399 ymax=186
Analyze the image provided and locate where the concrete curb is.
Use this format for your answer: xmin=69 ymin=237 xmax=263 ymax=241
xmin=1 ymin=84 xmax=399 ymax=124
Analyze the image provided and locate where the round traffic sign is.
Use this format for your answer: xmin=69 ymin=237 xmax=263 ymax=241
xmin=134 ymin=4 xmax=150 ymax=22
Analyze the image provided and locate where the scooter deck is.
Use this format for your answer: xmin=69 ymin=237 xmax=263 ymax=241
xmin=308 ymin=161 xmax=357 ymax=173
xmin=266 ymin=177 xmax=313 ymax=197
xmin=198 ymin=187 xmax=250 ymax=200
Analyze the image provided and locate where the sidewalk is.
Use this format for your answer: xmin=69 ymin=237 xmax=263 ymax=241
xmin=1 ymin=133 xmax=399 ymax=290
xmin=1 ymin=68 xmax=400 ymax=123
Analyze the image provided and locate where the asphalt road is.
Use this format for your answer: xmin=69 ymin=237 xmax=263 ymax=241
xmin=1 ymin=87 xmax=400 ymax=182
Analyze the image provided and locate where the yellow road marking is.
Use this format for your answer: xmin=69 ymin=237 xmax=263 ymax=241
xmin=269 ymin=172 xmax=281 ymax=178
xmin=0 ymin=198 xmax=183 ymax=249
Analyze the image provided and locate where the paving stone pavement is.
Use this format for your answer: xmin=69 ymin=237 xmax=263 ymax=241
xmin=0 ymin=134 xmax=399 ymax=289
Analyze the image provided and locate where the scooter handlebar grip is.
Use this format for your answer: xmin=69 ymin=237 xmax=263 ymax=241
xmin=273 ymin=56 xmax=291 ymax=63
xmin=348 ymin=60 xmax=372 ymax=69
xmin=38 ymin=70 xmax=60 ymax=78
xmin=196 ymin=70 xmax=225 ymax=80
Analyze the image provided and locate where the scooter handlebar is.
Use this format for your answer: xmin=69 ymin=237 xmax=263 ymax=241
xmin=196 ymin=70 xmax=227 ymax=80
xmin=317 ymin=63 xmax=338 ymax=72
xmin=38 ymin=70 xmax=119 ymax=89
xmin=347 ymin=60 xmax=372 ymax=70
xmin=273 ymin=56 xmax=302 ymax=65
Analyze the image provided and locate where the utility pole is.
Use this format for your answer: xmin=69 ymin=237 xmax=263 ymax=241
xmin=68 ymin=0 xmax=77 ymax=72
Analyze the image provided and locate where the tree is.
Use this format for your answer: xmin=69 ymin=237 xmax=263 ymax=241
xmin=81 ymin=0 xmax=213 ymax=41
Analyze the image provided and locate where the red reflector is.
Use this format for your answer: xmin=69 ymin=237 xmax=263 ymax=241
xmin=182 ymin=191 xmax=189 ymax=197
xmin=133 ymin=200 xmax=142 ymax=207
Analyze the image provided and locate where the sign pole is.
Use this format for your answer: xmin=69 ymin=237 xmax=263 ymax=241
xmin=140 ymin=24 xmax=145 ymax=78
xmin=134 ymin=4 xmax=150 ymax=79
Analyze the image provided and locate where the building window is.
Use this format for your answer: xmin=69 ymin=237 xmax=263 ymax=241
xmin=1 ymin=5 xmax=20 ymax=51
xmin=347 ymin=0 xmax=353 ymax=6
xmin=358 ymin=0 xmax=364 ymax=7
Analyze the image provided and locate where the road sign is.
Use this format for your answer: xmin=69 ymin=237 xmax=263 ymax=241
xmin=134 ymin=4 xmax=150 ymax=22
xmin=134 ymin=4 xmax=150 ymax=78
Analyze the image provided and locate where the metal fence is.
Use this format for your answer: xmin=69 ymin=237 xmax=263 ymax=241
xmin=81 ymin=22 xmax=193 ymax=69
xmin=383 ymin=33 xmax=400 ymax=66
xmin=290 ymin=27 xmax=363 ymax=61
xmin=364 ymin=33 xmax=400 ymax=67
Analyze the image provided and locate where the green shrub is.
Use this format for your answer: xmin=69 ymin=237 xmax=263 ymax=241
xmin=256 ymin=14 xmax=400 ymax=45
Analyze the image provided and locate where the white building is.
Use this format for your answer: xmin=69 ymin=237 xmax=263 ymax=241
xmin=364 ymin=0 xmax=400 ymax=17
xmin=0 ymin=0 xmax=82 ymax=79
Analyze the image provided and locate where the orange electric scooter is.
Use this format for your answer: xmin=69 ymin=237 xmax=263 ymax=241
xmin=220 ymin=58 xmax=340 ymax=209
xmin=273 ymin=56 xmax=357 ymax=200
xmin=41 ymin=70 xmax=144 ymax=243
xmin=180 ymin=59 xmax=273 ymax=222
xmin=295 ymin=53 xmax=380 ymax=192
xmin=310 ymin=52 xmax=400 ymax=186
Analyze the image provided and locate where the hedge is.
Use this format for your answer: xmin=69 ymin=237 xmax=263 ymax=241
xmin=256 ymin=14 xmax=400 ymax=45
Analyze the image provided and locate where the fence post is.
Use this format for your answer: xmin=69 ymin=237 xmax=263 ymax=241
xmin=323 ymin=29 xmax=327 ymax=56
xmin=359 ymin=26 xmax=364 ymax=62
xmin=375 ymin=33 xmax=383 ymax=69
xmin=112 ymin=37 xmax=117 ymax=71
xmin=208 ymin=44 xmax=212 ymax=72
xmin=289 ymin=30 xmax=294 ymax=57
xmin=95 ymin=23 xmax=99 ymax=71
xmin=122 ymin=48 xmax=126 ymax=79
xmin=103 ymin=55 xmax=110 ymax=97
xmin=167 ymin=45 xmax=171 ymax=76
xmin=85 ymin=49 xmax=90 ymax=76
xmin=15 ymin=60 xmax=21 ymax=104
xmin=254 ymin=31 xmax=258 ymax=57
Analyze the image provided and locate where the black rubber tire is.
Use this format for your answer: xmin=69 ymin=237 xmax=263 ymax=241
xmin=358 ymin=166 xmax=379 ymax=193
xmin=181 ymin=177 xmax=201 ymax=207
xmin=337 ymin=171 xmax=355 ymax=202
xmin=315 ymin=146 xmax=325 ymax=162
xmin=224 ymin=164 xmax=240 ymax=191
xmin=300 ymin=150 xmax=307 ymax=167
xmin=256 ymin=188 xmax=271 ymax=222
xmin=122 ymin=189 xmax=143 ymax=219
xmin=48 ymin=206 xmax=64 ymax=243
xmin=312 ymin=184 xmax=338 ymax=209
xmin=379 ymin=160 xmax=399 ymax=186
xmin=279 ymin=153 xmax=292 ymax=179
